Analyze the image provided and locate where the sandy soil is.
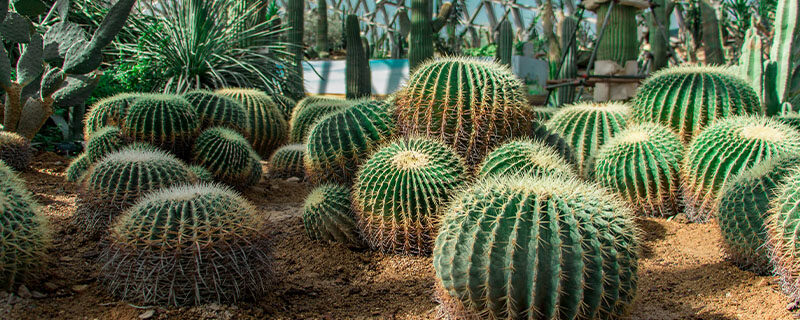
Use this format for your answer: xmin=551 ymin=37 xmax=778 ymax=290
xmin=0 ymin=153 xmax=794 ymax=319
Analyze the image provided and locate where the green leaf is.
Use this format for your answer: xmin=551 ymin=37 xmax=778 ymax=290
xmin=12 ymin=0 xmax=47 ymax=17
xmin=17 ymin=32 xmax=43 ymax=87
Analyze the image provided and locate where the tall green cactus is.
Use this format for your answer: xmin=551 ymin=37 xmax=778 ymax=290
xmin=649 ymin=0 xmax=674 ymax=71
xmin=700 ymin=0 xmax=726 ymax=65
xmin=316 ymin=0 xmax=330 ymax=58
xmin=767 ymin=0 xmax=800 ymax=109
xmin=556 ymin=15 xmax=578 ymax=105
xmin=596 ymin=3 xmax=640 ymax=65
xmin=345 ymin=15 xmax=371 ymax=99
xmin=495 ymin=20 xmax=513 ymax=66
xmin=739 ymin=19 xmax=764 ymax=108
xmin=287 ymin=0 xmax=305 ymax=99
xmin=408 ymin=0 xmax=453 ymax=70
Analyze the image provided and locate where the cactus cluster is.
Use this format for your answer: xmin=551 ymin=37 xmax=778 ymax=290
xmin=682 ymin=116 xmax=800 ymax=222
xmin=84 ymin=93 xmax=140 ymax=139
xmin=529 ymin=121 xmax=578 ymax=167
xmin=100 ymin=184 xmax=272 ymax=306
xmin=354 ymin=137 xmax=467 ymax=255
xmin=120 ymin=94 xmax=200 ymax=156
xmin=303 ymin=183 xmax=363 ymax=247
xmin=192 ymin=127 xmax=262 ymax=188
xmin=268 ymin=144 xmax=306 ymax=178
xmin=182 ymin=90 xmax=249 ymax=136
xmin=289 ymin=97 xmax=351 ymax=143
xmin=0 ymin=131 xmax=32 ymax=171
xmin=434 ymin=176 xmax=639 ymax=319
xmin=477 ymin=139 xmax=575 ymax=179
xmin=595 ymin=123 xmax=684 ymax=217
xmin=85 ymin=126 xmax=126 ymax=163
xmin=216 ymin=88 xmax=289 ymax=158
xmin=767 ymin=169 xmax=800 ymax=305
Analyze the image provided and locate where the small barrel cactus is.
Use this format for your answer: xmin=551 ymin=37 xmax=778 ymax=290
xmin=546 ymin=102 xmax=630 ymax=178
xmin=632 ymin=66 xmax=762 ymax=142
xmin=353 ymin=137 xmax=467 ymax=255
xmin=216 ymin=88 xmax=289 ymax=158
xmin=192 ymin=127 xmax=262 ymax=188
xmin=767 ymin=169 xmax=800 ymax=305
xmin=477 ymin=139 xmax=575 ymax=179
xmin=182 ymin=90 xmax=249 ymax=137
xmin=188 ymin=165 xmax=214 ymax=183
xmin=83 ymin=92 xmax=139 ymax=139
xmin=289 ymin=98 xmax=351 ymax=143
xmin=395 ymin=57 xmax=533 ymax=165
xmin=0 ymin=131 xmax=32 ymax=171
xmin=270 ymin=94 xmax=297 ymax=120
xmin=683 ymin=116 xmax=800 ymax=222
xmin=120 ymin=94 xmax=200 ymax=156
xmin=305 ymin=100 xmax=396 ymax=185
xmin=303 ymin=183 xmax=363 ymax=247
xmin=718 ymin=156 xmax=800 ymax=274
xmin=268 ymin=144 xmax=305 ymax=178
xmin=65 ymin=153 xmax=91 ymax=183
xmin=532 ymin=107 xmax=559 ymax=122
xmin=85 ymin=126 xmax=126 ymax=163
xmin=100 ymin=183 xmax=272 ymax=306
xmin=530 ymin=121 xmax=578 ymax=167
xmin=595 ymin=123 xmax=684 ymax=217
xmin=0 ymin=162 xmax=50 ymax=289
xmin=434 ymin=176 xmax=639 ymax=319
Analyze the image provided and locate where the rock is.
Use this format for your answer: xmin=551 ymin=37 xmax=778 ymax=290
xmin=17 ymin=285 xmax=31 ymax=299
xmin=71 ymin=284 xmax=89 ymax=293
xmin=138 ymin=309 xmax=155 ymax=319
xmin=59 ymin=256 xmax=74 ymax=262
xmin=43 ymin=282 xmax=58 ymax=291
xmin=286 ymin=177 xmax=301 ymax=183
xmin=31 ymin=290 xmax=46 ymax=299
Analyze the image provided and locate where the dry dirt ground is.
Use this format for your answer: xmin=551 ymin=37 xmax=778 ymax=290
xmin=0 ymin=153 xmax=795 ymax=319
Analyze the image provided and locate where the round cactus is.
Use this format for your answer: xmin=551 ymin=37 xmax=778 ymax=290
xmin=100 ymin=183 xmax=272 ymax=306
xmin=192 ymin=127 xmax=262 ymax=188
xmin=270 ymin=94 xmax=297 ymax=120
xmin=85 ymin=126 xmax=126 ymax=163
xmin=477 ymin=139 xmax=575 ymax=179
xmin=305 ymin=100 xmax=396 ymax=184
xmin=777 ymin=112 xmax=800 ymax=131
xmin=532 ymin=107 xmax=559 ymax=122
xmin=65 ymin=153 xmax=91 ymax=183
xmin=546 ymin=101 xmax=630 ymax=178
xmin=289 ymin=98 xmax=351 ymax=143
xmin=632 ymin=66 xmax=762 ymax=143
xmin=246 ymin=156 xmax=263 ymax=186
xmin=395 ymin=57 xmax=533 ymax=165
xmin=216 ymin=88 xmax=289 ymax=158
xmin=120 ymin=94 xmax=200 ymax=155
xmin=303 ymin=183 xmax=363 ymax=247
xmin=530 ymin=121 xmax=578 ymax=167
xmin=0 ymin=162 xmax=50 ymax=289
xmin=353 ymin=137 xmax=467 ymax=255
xmin=682 ymin=116 xmax=800 ymax=222
xmin=188 ymin=165 xmax=214 ymax=183
xmin=434 ymin=176 xmax=639 ymax=319
xmin=0 ymin=131 xmax=32 ymax=171
xmin=182 ymin=90 xmax=249 ymax=136
xmin=767 ymin=169 xmax=800 ymax=305
xmin=268 ymin=144 xmax=305 ymax=178
xmin=595 ymin=123 xmax=684 ymax=217
xmin=718 ymin=156 xmax=800 ymax=274
xmin=83 ymin=92 xmax=140 ymax=139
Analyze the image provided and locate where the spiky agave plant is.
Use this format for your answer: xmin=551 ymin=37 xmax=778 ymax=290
xmin=353 ymin=137 xmax=467 ymax=255
xmin=595 ymin=123 xmax=684 ymax=217
xmin=100 ymin=183 xmax=272 ymax=306
xmin=83 ymin=92 xmax=140 ymax=139
xmin=0 ymin=131 xmax=32 ymax=171
xmin=682 ymin=116 xmax=800 ymax=222
xmin=192 ymin=127 xmax=262 ymax=188
xmin=477 ymin=139 xmax=575 ymax=179
xmin=434 ymin=175 xmax=639 ymax=319
xmin=85 ymin=126 xmax=126 ymax=163
xmin=289 ymin=98 xmax=351 ymax=143
xmin=216 ymin=88 xmax=289 ymax=158
xmin=268 ymin=144 xmax=305 ymax=178
xmin=303 ymin=183 xmax=363 ymax=247
xmin=182 ymin=90 xmax=249 ymax=136
xmin=767 ymin=169 xmax=800 ymax=305
xmin=120 ymin=94 xmax=200 ymax=156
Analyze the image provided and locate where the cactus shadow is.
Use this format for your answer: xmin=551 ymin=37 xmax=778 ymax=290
xmin=636 ymin=217 xmax=668 ymax=259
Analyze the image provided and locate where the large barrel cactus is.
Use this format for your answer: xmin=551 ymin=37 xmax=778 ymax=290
xmin=0 ymin=131 xmax=32 ymax=171
xmin=434 ymin=176 xmax=639 ymax=319
xmin=289 ymin=98 xmax=351 ymax=143
xmin=632 ymin=66 xmax=762 ymax=142
xmin=353 ymin=137 xmax=467 ymax=255
xmin=216 ymin=88 xmax=289 ymax=158
xmin=718 ymin=156 xmax=800 ymax=274
xmin=305 ymin=100 xmax=396 ymax=184
xmin=0 ymin=162 xmax=50 ymax=289
xmin=120 ymin=94 xmax=200 ymax=155
xmin=268 ymin=144 xmax=305 ymax=179
xmin=192 ymin=127 xmax=262 ymax=188
xmin=303 ymin=183 xmax=363 ymax=247
xmin=595 ymin=123 xmax=684 ymax=217
xmin=683 ymin=116 xmax=800 ymax=222
xmin=85 ymin=126 xmax=126 ymax=163
xmin=477 ymin=139 xmax=575 ymax=179
xmin=182 ymin=90 xmax=249 ymax=136
xmin=546 ymin=102 xmax=630 ymax=178
xmin=100 ymin=183 xmax=272 ymax=306
xmin=83 ymin=92 xmax=139 ymax=139
xmin=767 ymin=169 xmax=800 ymax=305
xmin=395 ymin=58 xmax=533 ymax=165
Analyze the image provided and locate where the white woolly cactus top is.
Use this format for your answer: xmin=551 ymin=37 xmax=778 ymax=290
xmin=716 ymin=116 xmax=799 ymax=142
xmin=561 ymin=101 xmax=632 ymax=114
xmin=99 ymin=144 xmax=176 ymax=163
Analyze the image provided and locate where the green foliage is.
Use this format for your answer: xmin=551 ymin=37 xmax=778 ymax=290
xmin=120 ymin=94 xmax=200 ymax=155
xmin=182 ymin=90 xmax=249 ymax=137
xmin=595 ymin=123 xmax=684 ymax=217
xmin=101 ymin=183 xmax=271 ymax=306
xmin=83 ymin=92 xmax=139 ymax=139
xmin=216 ymin=88 xmax=289 ymax=158
xmin=345 ymin=14 xmax=371 ymax=99
xmin=268 ymin=144 xmax=305 ymax=178
xmin=65 ymin=153 xmax=91 ymax=183
xmin=303 ymin=183 xmax=363 ymax=247
xmin=192 ymin=127 xmax=262 ymax=188
xmin=462 ymin=44 xmax=497 ymax=57
xmin=434 ymin=176 xmax=639 ymax=319
xmin=354 ymin=137 xmax=467 ymax=255
xmin=477 ymin=139 xmax=575 ymax=180
xmin=0 ymin=131 xmax=32 ymax=171
xmin=766 ymin=168 xmax=800 ymax=304
xmin=682 ymin=116 xmax=800 ymax=222
xmin=596 ymin=3 xmax=640 ymax=64
xmin=85 ymin=126 xmax=125 ymax=163
xmin=289 ymin=97 xmax=349 ymax=143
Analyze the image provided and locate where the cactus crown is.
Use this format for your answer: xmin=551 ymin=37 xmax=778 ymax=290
xmin=182 ymin=90 xmax=249 ymax=136
xmin=477 ymin=138 xmax=575 ymax=179
xmin=120 ymin=94 xmax=200 ymax=153
xmin=83 ymin=92 xmax=140 ymax=139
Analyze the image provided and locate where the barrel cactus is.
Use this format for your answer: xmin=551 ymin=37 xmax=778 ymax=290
xmin=546 ymin=102 xmax=630 ymax=178
xmin=0 ymin=162 xmax=50 ymax=289
xmin=182 ymin=90 xmax=249 ymax=136
xmin=477 ymin=139 xmax=575 ymax=179
xmin=303 ymin=183 xmax=363 ymax=247
xmin=532 ymin=107 xmax=559 ymax=122
xmin=683 ymin=116 xmax=800 ymax=222
xmin=767 ymin=169 xmax=800 ymax=305
xmin=353 ymin=137 xmax=467 ymax=255
xmin=120 ymin=94 xmax=200 ymax=156
xmin=305 ymin=100 xmax=396 ymax=184
xmin=395 ymin=58 xmax=533 ymax=165
xmin=268 ymin=144 xmax=305 ymax=178
xmin=86 ymin=126 xmax=126 ymax=163
xmin=192 ymin=127 xmax=262 ymax=188
xmin=188 ymin=165 xmax=214 ymax=183
xmin=718 ymin=156 xmax=800 ymax=274
xmin=65 ymin=153 xmax=91 ymax=183
xmin=529 ymin=121 xmax=578 ymax=167
xmin=595 ymin=123 xmax=684 ymax=217
xmin=100 ymin=183 xmax=272 ymax=306
xmin=270 ymin=94 xmax=297 ymax=120
xmin=83 ymin=92 xmax=139 ymax=139
xmin=289 ymin=98 xmax=351 ymax=143
xmin=216 ymin=88 xmax=289 ymax=158
xmin=434 ymin=176 xmax=639 ymax=319
xmin=0 ymin=131 xmax=32 ymax=171
xmin=633 ymin=66 xmax=762 ymax=142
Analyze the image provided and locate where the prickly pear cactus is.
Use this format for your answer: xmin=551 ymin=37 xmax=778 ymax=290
xmin=83 ymin=93 xmax=140 ymax=139
xmin=767 ymin=169 xmax=800 ymax=305
xmin=65 ymin=153 xmax=91 ymax=183
xmin=216 ymin=88 xmax=289 ymax=158
xmin=0 ymin=131 xmax=32 ymax=171
xmin=477 ymin=139 xmax=575 ymax=179
xmin=182 ymin=90 xmax=249 ymax=137
xmin=192 ymin=127 xmax=262 ymax=188
xmin=268 ymin=144 xmax=305 ymax=179
xmin=85 ymin=126 xmax=126 ymax=163
xmin=120 ymin=94 xmax=200 ymax=155
xmin=289 ymin=98 xmax=351 ymax=143
xmin=434 ymin=176 xmax=639 ymax=319
xmin=303 ymin=183 xmax=363 ymax=247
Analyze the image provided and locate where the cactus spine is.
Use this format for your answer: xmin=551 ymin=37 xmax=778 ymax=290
xmin=83 ymin=93 xmax=139 ymax=139
xmin=530 ymin=121 xmax=578 ymax=167
xmin=0 ymin=131 xmax=32 ymax=171
xmin=409 ymin=0 xmax=434 ymax=70
xmin=596 ymin=3 xmax=640 ymax=65
xmin=289 ymin=98 xmax=350 ymax=143
xmin=556 ymin=15 xmax=578 ymax=105
xmin=739 ymin=20 xmax=764 ymax=108
xmin=700 ymin=0 xmax=726 ymax=65
xmin=495 ymin=20 xmax=513 ymax=66
xmin=85 ymin=126 xmax=125 ymax=163
xmin=767 ymin=0 xmax=800 ymax=109
xmin=66 ymin=153 xmax=91 ymax=183
xmin=287 ymin=0 xmax=304 ymax=98
xmin=316 ymin=0 xmax=330 ymax=58
xmin=303 ymin=183 xmax=363 ymax=247
xmin=345 ymin=15 xmax=371 ymax=99
xmin=648 ymin=0 xmax=674 ymax=71
xmin=192 ymin=127 xmax=262 ymax=188
xmin=120 ymin=94 xmax=200 ymax=156
xmin=182 ymin=90 xmax=249 ymax=137
xmin=767 ymin=168 xmax=800 ymax=305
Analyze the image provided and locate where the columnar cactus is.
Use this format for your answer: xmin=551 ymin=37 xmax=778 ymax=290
xmin=595 ymin=123 xmax=684 ymax=217
xmin=289 ymin=98 xmax=351 ymax=143
xmin=632 ymin=66 xmax=762 ymax=142
xmin=395 ymin=58 xmax=533 ymax=165
xmin=120 ymin=94 xmax=200 ymax=155
xmin=216 ymin=88 xmax=289 ymax=158
xmin=648 ymin=0 xmax=674 ymax=71
xmin=0 ymin=162 xmax=50 ymax=289
xmin=303 ymin=183 xmax=363 ymax=247
xmin=100 ymin=183 xmax=272 ymax=306
xmin=85 ymin=126 xmax=125 ymax=163
xmin=345 ymin=14 xmax=371 ymax=99
xmin=408 ymin=0 xmax=453 ymax=69
xmin=182 ymin=90 xmax=249 ymax=136
xmin=305 ymin=100 xmax=396 ymax=184
xmin=192 ymin=127 xmax=262 ymax=188
xmin=682 ymin=116 xmax=800 ymax=222
xmin=0 ymin=131 xmax=32 ymax=171
xmin=738 ymin=18 xmax=763 ymax=106
xmin=767 ymin=0 xmax=800 ymax=111
xmin=477 ymin=139 xmax=575 ymax=179
xmin=268 ymin=144 xmax=305 ymax=178
xmin=556 ymin=15 xmax=578 ymax=105
xmin=316 ymin=0 xmax=330 ymax=57
xmin=595 ymin=3 xmax=640 ymax=65
xmin=495 ymin=20 xmax=513 ymax=66
xmin=354 ymin=137 xmax=467 ymax=255
xmin=84 ymin=92 xmax=139 ymax=139
xmin=546 ymin=102 xmax=630 ymax=178
xmin=700 ymin=0 xmax=726 ymax=65
xmin=767 ymin=169 xmax=800 ymax=304
xmin=718 ymin=156 xmax=800 ymax=274
xmin=65 ymin=153 xmax=91 ymax=183
xmin=434 ymin=176 xmax=639 ymax=319
xmin=287 ymin=0 xmax=305 ymax=98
